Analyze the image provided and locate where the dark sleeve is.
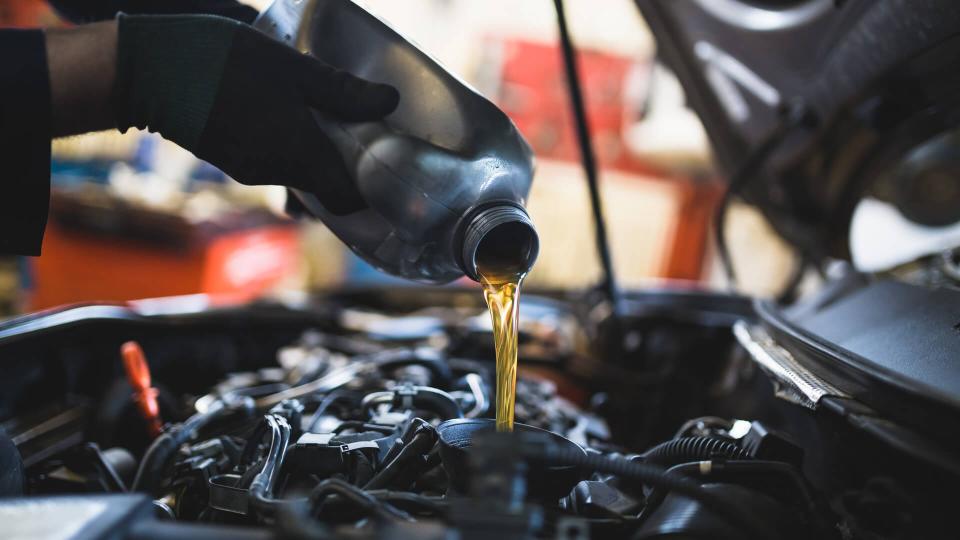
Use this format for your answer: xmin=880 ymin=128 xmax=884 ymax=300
xmin=47 ymin=0 xmax=258 ymax=24
xmin=0 ymin=30 xmax=51 ymax=256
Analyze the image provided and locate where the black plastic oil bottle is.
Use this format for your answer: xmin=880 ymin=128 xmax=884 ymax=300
xmin=255 ymin=0 xmax=539 ymax=284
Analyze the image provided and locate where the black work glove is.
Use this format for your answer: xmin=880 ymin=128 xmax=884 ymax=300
xmin=113 ymin=14 xmax=399 ymax=215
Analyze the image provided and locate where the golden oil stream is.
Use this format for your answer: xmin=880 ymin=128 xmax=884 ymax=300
xmin=480 ymin=274 xmax=523 ymax=432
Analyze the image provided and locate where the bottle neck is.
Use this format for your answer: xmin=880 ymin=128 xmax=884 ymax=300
xmin=460 ymin=205 xmax=539 ymax=283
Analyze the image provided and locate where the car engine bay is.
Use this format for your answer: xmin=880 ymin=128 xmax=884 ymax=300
xmin=4 ymin=0 xmax=960 ymax=538
xmin=0 ymin=282 xmax=956 ymax=539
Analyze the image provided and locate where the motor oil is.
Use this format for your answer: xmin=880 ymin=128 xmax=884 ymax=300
xmin=481 ymin=275 xmax=523 ymax=432
xmin=254 ymin=0 xmax=539 ymax=285
xmin=473 ymin=220 xmax=535 ymax=432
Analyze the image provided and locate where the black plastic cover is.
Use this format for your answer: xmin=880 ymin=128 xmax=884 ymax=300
xmin=759 ymin=279 xmax=960 ymax=448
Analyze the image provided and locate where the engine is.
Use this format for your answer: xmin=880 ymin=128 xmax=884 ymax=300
xmin=0 ymin=286 xmax=953 ymax=539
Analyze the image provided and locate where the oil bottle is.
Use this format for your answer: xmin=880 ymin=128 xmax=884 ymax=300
xmin=256 ymin=0 xmax=537 ymax=432
xmin=254 ymin=0 xmax=539 ymax=285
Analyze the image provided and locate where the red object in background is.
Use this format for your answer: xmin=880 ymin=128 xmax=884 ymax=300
xmin=0 ymin=0 xmax=59 ymax=27
xmin=121 ymin=341 xmax=163 ymax=438
xmin=663 ymin=180 xmax=724 ymax=281
xmin=491 ymin=38 xmax=720 ymax=281
xmin=494 ymin=39 xmax=655 ymax=176
xmin=31 ymin=221 xmax=300 ymax=310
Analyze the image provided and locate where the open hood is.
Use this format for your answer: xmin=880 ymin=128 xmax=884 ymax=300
xmin=636 ymin=0 xmax=960 ymax=263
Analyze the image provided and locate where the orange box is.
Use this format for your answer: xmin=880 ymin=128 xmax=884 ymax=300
xmin=31 ymin=220 xmax=299 ymax=310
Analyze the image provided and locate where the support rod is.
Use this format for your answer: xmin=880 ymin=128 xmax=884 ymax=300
xmin=552 ymin=0 xmax=620 ymax=316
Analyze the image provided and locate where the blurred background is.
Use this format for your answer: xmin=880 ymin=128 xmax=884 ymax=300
xmin=0 ymin=0 xmax=797 ymax=316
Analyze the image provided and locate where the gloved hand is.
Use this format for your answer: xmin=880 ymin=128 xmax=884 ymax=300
xmin=113 ymin=14 xmax=399 ymax=215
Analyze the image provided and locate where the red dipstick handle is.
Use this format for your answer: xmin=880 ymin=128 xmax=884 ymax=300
xmin=121 ymin=341 xmax=163 ymax=437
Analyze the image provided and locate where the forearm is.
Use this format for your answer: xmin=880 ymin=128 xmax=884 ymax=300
xmin=0 ymin=30 xmax=52 ymax=256
xmin=42 ymin=12 xmax=397 ymax=206
xmin=45 ymin=20 xmax=118 ymax=137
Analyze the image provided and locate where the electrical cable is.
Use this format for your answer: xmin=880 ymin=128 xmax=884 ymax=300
xmin=367 ymin=490 xmax=447 ymax=516
xmin=640 ymin=436 xmax=750 ymax=466
xmin=310 ymin=478 xmax=412 ymax=523
xmin=553 ymin=0 xmax=621 ymax=318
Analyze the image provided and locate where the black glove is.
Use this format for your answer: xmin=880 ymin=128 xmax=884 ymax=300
xmin=113 ymin=14 xmax=399 ymax=215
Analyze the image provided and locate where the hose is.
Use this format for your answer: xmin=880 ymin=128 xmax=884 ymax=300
xmin=655 ymin=460 xmax=830 ymax=537
xmin=363 ymin=419 xmax=437 ymax=490
xmin=367 ymin=490 xmax=447 ymax=516
xmin=462 ymin=373 xmax=488 ymax=418
xmin=523 ymin=441 xmax=775 ymax=540
xmin=232 ymin=483 xmax=424 ymax=525
xmin=241 ymin=416 xmax=416 ymax=524
xmin=641 ymin=436 xmax=750 ymax=467
xmin=332 ymin=421 xmax=395 ymax=435
xmin=248 ymin=415 xmax=292 ymax=519
xmin=373 ymin=348 xmax=454 ymax=388
xmin=131 ymin=435 xmax=177 ymax=494
xmin=707 ymin=460 xmax=822 ymax=529
xmin=306 ymin=389 xmax=358 ymax=432
xmin=361 ymin=385 xmax=462 ymax=421
xmin=240 ymin=420 xmax=270 ymax=470
xmin=131 ymin=400 xmax=229 ymax=494
xmin=310 ymin=478 xmax=411 ymax=523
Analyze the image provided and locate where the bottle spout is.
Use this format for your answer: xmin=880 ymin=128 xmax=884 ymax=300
xmin=461 ymin=205 xmax=539 ymax=283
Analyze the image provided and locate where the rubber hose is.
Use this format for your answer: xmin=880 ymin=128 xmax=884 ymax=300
xmin=374 ymin=349 xmax=453 ymax=388
xmin=363 ymin=424 xmax=437 ymax=490
xmin=641 ymin=436 xmax=750 ymax=466
xmin=362 ymin=386 xmax=462 ymax=420
xmin=529 ymin=443 xmax=775 ymax=540
xmin=249 ymin=415 xmax=292 ymax=518
xmin=130 ymin=433 xmax=178 ymax=494
xmin=406 ymin=387 xmax=462 ymax=420
xmin=311 ymin=478 xmax=411 ymax=522
xmin=131 ymin=402 xmax=228 ymax=493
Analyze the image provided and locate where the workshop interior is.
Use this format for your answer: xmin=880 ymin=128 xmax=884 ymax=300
xmin=2 ymin=0 xmax=960 ymax=539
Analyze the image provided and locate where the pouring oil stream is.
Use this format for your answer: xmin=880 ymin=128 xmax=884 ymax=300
xmin=466 ymin=207 xmax=539 ymax=432
xmin=481 ymin=273 xmax=524 ymax=432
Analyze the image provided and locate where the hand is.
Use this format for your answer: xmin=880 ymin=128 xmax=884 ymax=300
xmin=114 ymin=14 xmax=399 ymax=215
